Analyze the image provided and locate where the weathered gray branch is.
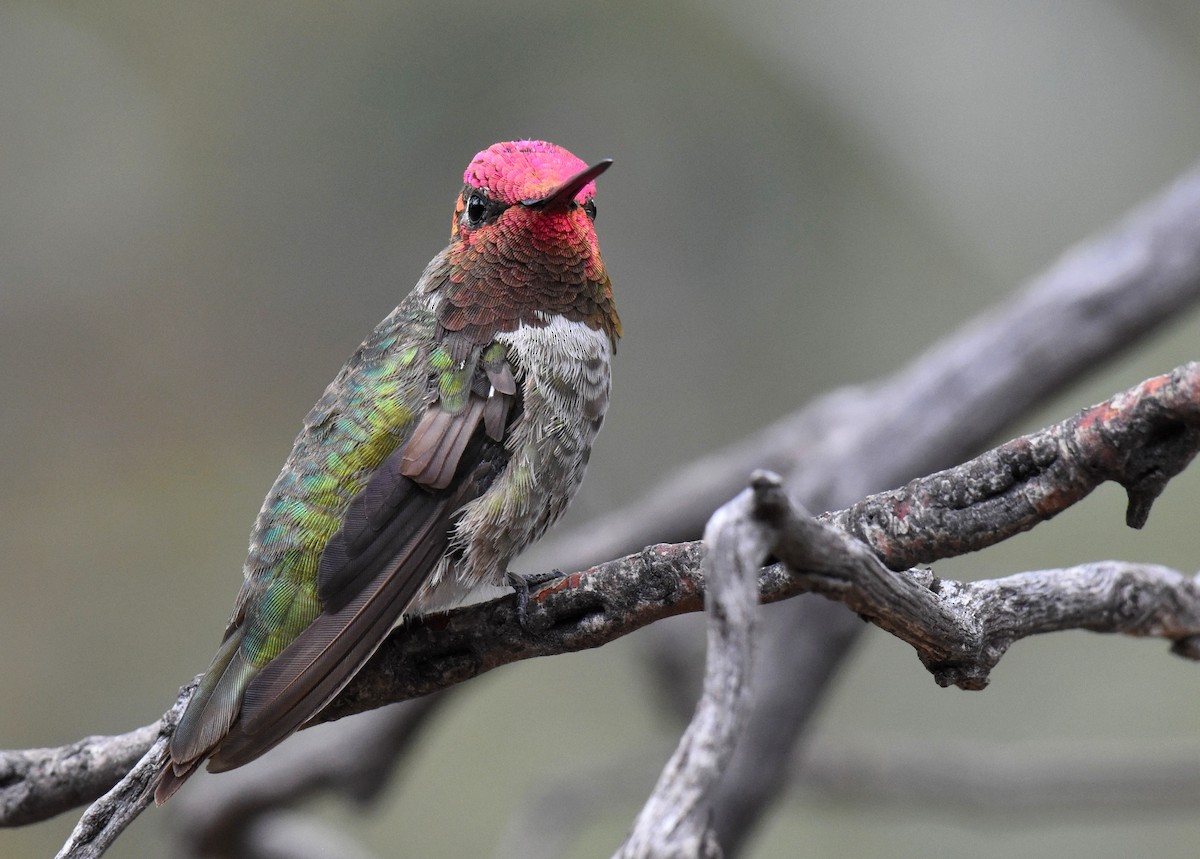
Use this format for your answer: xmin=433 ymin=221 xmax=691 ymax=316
xmin=705 ymin=161 xmax=1200 ymax=855
xmin=10 ymin=360 xmax=1199 ymax=857
xmin=616 ymin=473 xmax=777 ymax=858
xmin=761 ymin=533 xmax=1200 ymax=686
xmin=0 ymin=725 xmax=160 ymax=829
xmin=51 ymin=693 xmax=186 ymax=859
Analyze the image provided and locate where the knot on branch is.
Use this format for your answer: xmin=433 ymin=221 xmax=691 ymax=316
xmin=1119 ymin=415 xmax=1200 ymax=528
xmin=1170 ymin=635 xmax=1200 ymax=660
xmin=928 ymin=662 xmax=992 ymax=691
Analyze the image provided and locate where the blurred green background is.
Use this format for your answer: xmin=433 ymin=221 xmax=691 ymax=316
xmin=3 ymin=2 xmax=1200 ymax=857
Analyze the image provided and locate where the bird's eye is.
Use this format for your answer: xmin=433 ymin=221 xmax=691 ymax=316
xmin=583 ymin=199 xmax=597 ymax=221
xmin=466 ymin=193 xmax=487 ymax=227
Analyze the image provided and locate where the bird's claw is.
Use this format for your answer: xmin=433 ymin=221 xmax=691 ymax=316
xmin=506 ymin=569 xmax=565 ymax=631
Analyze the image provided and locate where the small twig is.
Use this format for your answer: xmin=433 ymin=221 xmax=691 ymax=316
xmin=52 ymin=692 xmax=185 ymax=859
xmin=762 ymin=539 xmax=1200 ymax=689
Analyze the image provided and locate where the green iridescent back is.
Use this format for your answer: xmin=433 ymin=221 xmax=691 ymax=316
xmin=229 ymin=290 xmax=467 ymax=668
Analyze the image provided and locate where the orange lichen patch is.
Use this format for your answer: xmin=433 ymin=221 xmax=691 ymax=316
xmin=1076 ymin=401 xmax=1123 ymax=431
xmin=1137 ymin=371 xmax=1172 ymax=397
xmin=535 ymin=570 xmax=588 ymax=600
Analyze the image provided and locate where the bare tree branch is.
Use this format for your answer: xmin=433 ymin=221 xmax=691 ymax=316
xmin=0 ymin=725 xmax=161 ymax=829
xmin=706 ymin=162 xmax=1200 ymax=855
xmin=617 ymin=472 xmax=779 ymax=858
xmin=13 ymin=359 xmax=1200 ymax=856
xmin=764 ymin=542 xmax=1200 ymax=687
xmin=50 ymin=693 xmax=185 ymax=859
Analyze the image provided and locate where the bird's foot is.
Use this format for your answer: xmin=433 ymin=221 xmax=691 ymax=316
xmin=506 ymin=570 xmax=566 ymax=631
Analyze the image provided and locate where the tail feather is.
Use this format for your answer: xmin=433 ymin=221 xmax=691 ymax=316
xmin=153 ymin=757 xmax=201 ymax=806
xmin=207 ymin=506 xmax=450 ymax=771
xmin=154 ymin=628 xmax=258 ymax=804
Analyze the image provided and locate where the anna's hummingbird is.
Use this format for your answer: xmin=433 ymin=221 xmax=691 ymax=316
xmin=156 ymin=140 xmax=619 ymax=803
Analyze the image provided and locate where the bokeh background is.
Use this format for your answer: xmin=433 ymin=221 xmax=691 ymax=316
xmin=3 ymin=2 xmax=1200 ymax=857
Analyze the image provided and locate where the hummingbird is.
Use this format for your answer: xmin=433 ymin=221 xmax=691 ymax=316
xmin=155 ymin=140 xmax=619 ymax=804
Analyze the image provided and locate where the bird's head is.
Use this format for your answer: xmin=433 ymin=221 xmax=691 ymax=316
xmin=441 ymin=140 xmax=620 ymax=349
xmin=452 ymin=140 xmax=610 ymax=251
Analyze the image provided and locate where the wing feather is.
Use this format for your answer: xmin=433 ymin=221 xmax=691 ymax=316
xmin=400 ymin=397 xmax=486 ymax=489
xmin=206 ymin=396 xmax=510 ymax=772
xmin=318 ymin=447 xmax=444 ymax=612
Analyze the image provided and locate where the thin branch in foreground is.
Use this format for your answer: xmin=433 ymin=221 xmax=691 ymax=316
xmin=51 ymin=692 xmax=186 ymax=859
xmin=0 ymin=724 xmax=161 ymax=829
xmin=617 ymin=472 xmax=779 ymax=858
xmin=761 ymin=541 xmax=1200 ymax=690
xmin=828 ymin=362 xmax=1200 ymax=564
